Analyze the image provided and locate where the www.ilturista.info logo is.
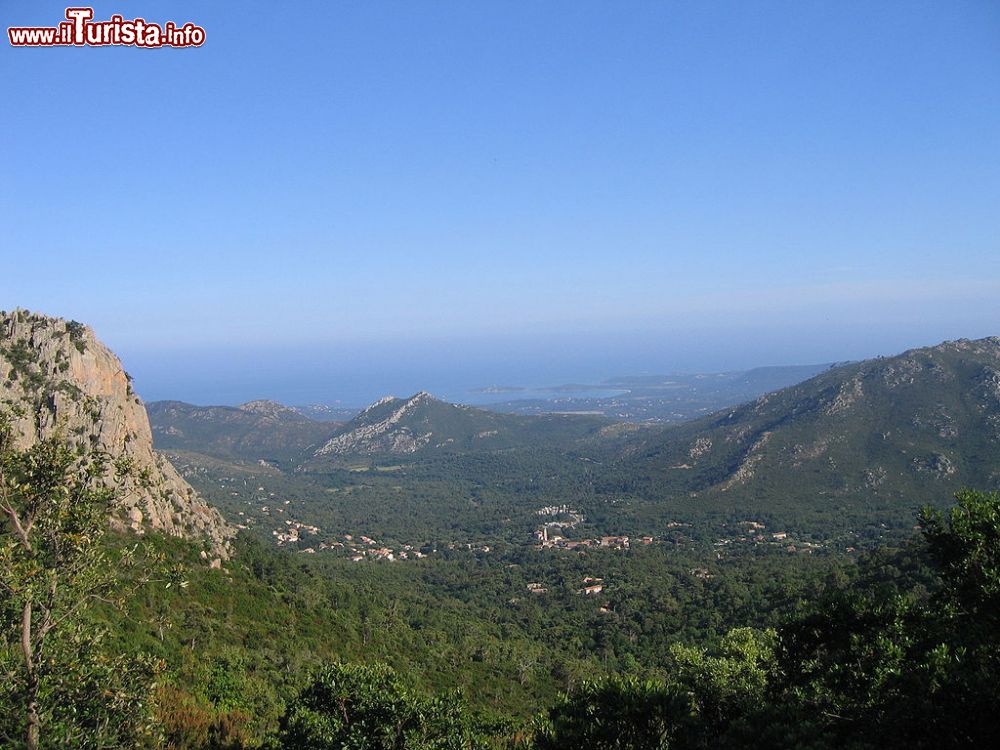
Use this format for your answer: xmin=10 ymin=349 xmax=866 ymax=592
xmin=8 ymin=7 xmax=205 ymax=48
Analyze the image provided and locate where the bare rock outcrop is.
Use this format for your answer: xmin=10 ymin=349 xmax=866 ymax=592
xmin=0 ymin=309 xmax=233 ymax=557
xmin=314 ymin=391 xmax=438 ymax=456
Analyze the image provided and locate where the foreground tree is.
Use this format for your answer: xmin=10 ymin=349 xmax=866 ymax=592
xmin=0 ymin=422 xmax=161 ymax=748
xmin=769 ymin=489 xmax=1000 ymax=749
xmin=920 ymin=488 xmax=1000 ymax=624
xmin=534 ymin=628 xmax=776 ymax=750
xmin=533 ymin=673 xmax=687 ymax=750
xmin=271 ymin=661 xmax=511 ymax=750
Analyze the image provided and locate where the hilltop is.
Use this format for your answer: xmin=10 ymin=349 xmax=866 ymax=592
xmin=305 ymin=391 xmax=609 ymax=465
xmin=147 ymin=399 xmax=340 ymax=466
xmin=0 ymin=310 xmax=232 ymax=556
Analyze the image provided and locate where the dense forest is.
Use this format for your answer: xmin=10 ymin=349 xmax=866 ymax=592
xmin=2 ymin=425 xmax=998 ymax=748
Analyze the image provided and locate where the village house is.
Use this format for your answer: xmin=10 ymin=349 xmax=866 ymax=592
xmin=599 ymin=535 xmax=630 ymax=549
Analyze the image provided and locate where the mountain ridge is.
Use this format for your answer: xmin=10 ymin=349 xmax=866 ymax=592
xmin=147 ymin=398 xmax=340 ymax=466
xmin=617 ymin=336 xmax=1000 ymax=526
xmin=304 ymin=390 xmax=610 ymax=464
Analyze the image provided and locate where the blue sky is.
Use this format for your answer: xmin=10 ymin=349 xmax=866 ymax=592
xmin=2 ymin=1 xmax=999 ymax=404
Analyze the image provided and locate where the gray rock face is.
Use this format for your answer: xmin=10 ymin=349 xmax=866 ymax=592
xmin=0 ymin=310 xmax=233 ymax=556
xmin=237 ymin=399 xmax=304 ymax=419
xmin=314 ymin=392 xmax=438 ymax=456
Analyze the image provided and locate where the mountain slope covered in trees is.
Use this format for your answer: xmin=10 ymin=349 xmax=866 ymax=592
xmin=609 ymin=337 xmax=1000 ymax=533
xmin=147 ymin=399 xmax=340 ymax=467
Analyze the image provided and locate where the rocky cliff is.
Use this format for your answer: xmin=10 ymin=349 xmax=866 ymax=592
xmin=0 ymin=310 xmax=233 ymax=557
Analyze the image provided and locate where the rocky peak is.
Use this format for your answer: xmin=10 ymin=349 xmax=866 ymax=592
xmin=357 ymin=395 xmax=400 ymax=417
xmin=312 ymin=392 xmax=447 ymax=457
xmin=238 ymin=399 xmax=302 ymax=419
xmin=0 ymin=309 xmax=233 ymax=557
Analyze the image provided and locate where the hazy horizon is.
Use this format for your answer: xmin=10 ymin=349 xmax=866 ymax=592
xmin=4 ymin=1 xmax=998 ymax=405
xmin=117 ymin=323 xmax=993 ymax=407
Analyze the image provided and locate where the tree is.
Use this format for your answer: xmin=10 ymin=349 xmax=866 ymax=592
xmin=920 ymin=488 xmax=1000 ymax=623
xmin=271 ymin=661 xmax=510 ymax=750
xmin=532 ymin=629 xmax=775 ymax=750
xmin=666 ymin=627 xmax=776 ymax=746
xmin=533 ymin=674 xmax=688 ymax=750
xmin=0 ymin=422 xmax=162 ymax=748
xmin=762 ymin=490 xmax=1000 ymax=749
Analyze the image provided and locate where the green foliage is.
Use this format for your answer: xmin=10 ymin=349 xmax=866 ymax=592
xmin=532 ymin=491 xmax=1000 ymax=750
xmin=88 ymin=514 xmax=846 ymax=747
xmin=920 ymin=488 xmax=1000 ymax=619
xmin=666 ymin=627 xmax=776 ymax=741
xmin=0 ymin=420 xmax=162 ymax=748
xmin=0 ymin=640 xmax=164 ymax=749
xmin=270 ymin=662 xmax=509 ymax=750
xmin=2 ymin=458 xmax=996 ymax=750
xmin=534 ymin=629 xmax=776 ymax=750
xmin=534 ymin=674 xmax=685 ymax=750
xmin=64 ymin=321 xmax=87 ymax=354
xmin=745 ymin=489 xmax=1000 ymax=749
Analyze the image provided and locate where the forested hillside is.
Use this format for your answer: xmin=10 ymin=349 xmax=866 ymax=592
xmin=147 ymin=399 xmax=340 ymax=467
xmin=602 ymin=337 xmax=1000 ymax=535
xmin=5 ymin=423 xmax=999 ymax=748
